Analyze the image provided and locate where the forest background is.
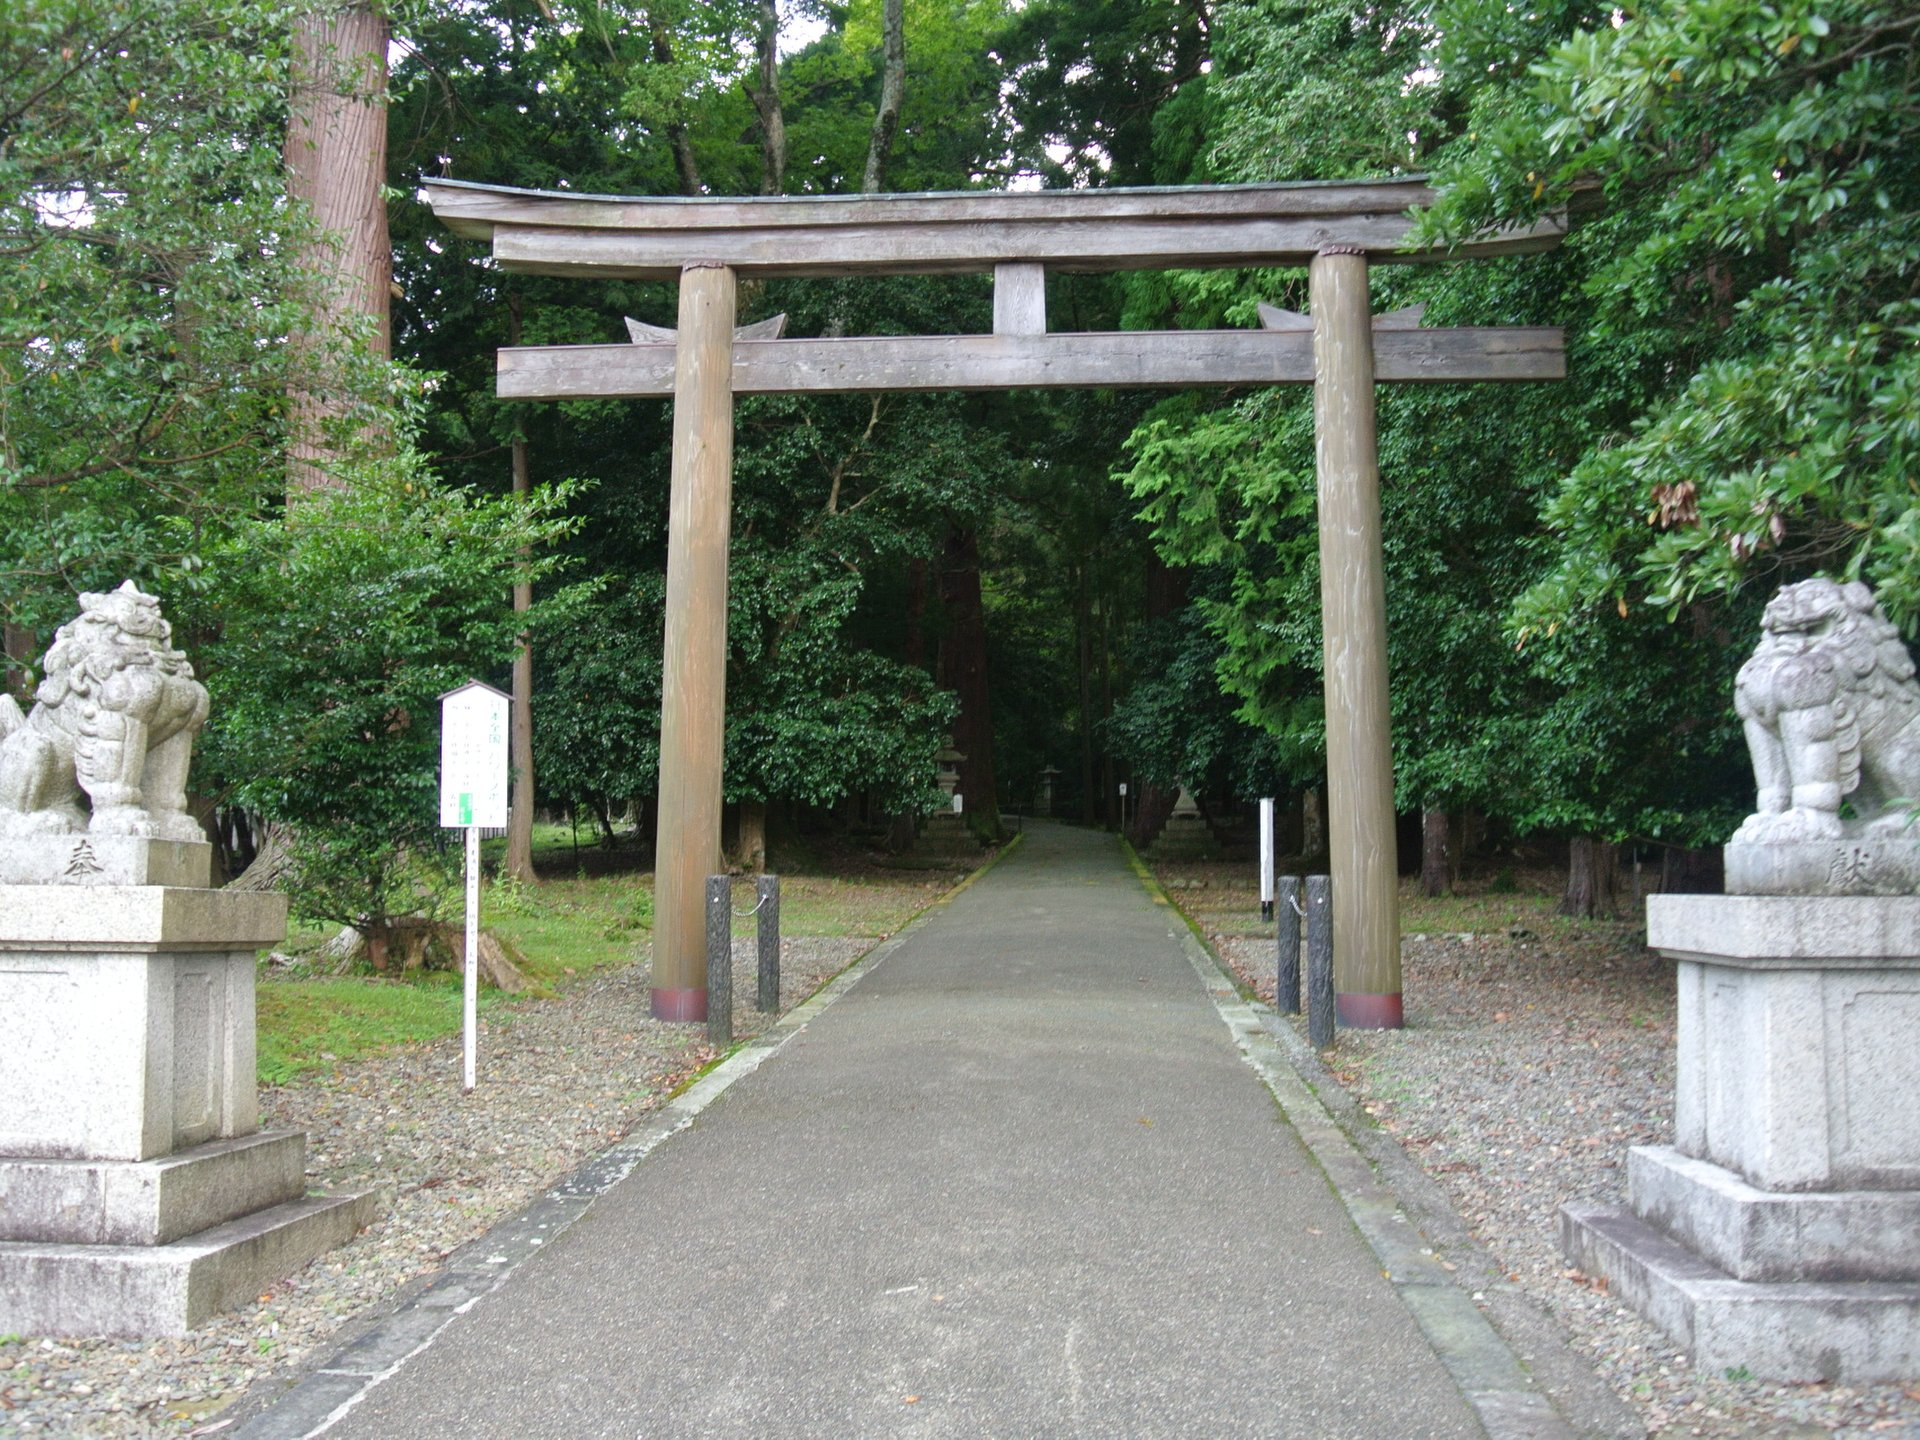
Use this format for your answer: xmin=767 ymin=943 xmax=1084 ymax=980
xmin=2 ymin=0 xmax=1915 ymax=938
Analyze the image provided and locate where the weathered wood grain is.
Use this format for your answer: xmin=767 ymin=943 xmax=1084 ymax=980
xmin=1310 ymin=249 xmax=1402 ymax=1026
xmin=650 ymin=264 xmax=736 ymax=1021
xmin=624 ymin=314 xmax=787 ymax=343
xmin=496 ymin=327 xmax=1564 ymax=398
xmin=485 ymin=212 xmax=1561 ymax=279
xmin=422 ymin=178 xmax=1563 ymax=277
xmin=993 ymin=263 xmax=1047 ymax=336
xmin=427 ymin=175 xmax=1453 ymax=236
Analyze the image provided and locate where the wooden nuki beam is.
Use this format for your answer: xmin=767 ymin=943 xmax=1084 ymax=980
xmin=497 ymin=327 xmax=1563 ymax=399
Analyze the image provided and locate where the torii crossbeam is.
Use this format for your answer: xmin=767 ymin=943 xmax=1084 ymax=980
xmin=424 ymin=176 xmax=1566 ymax=1030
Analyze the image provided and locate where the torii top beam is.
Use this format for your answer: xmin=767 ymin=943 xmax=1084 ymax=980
xmin=420 ymin=176 xmax=1563 ymax=281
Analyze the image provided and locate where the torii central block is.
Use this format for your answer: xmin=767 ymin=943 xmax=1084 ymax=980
xmin=423 ymin=176 xmax=1566 ymax=1029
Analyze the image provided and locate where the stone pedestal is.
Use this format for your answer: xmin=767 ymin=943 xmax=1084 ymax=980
xmin=1148 ymin=787 xmax=1221 ymax=861
xmin=1561 ymin=894 xmax=1920 ymax=1382
xmin=0 ymin=867 xmax=379 ymax=1336
xmin=915 ymin=810 xmax=981 ymax=859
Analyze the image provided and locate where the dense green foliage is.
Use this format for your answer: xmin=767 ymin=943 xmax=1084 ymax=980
xmin=1107 ymin=0 xmax=1911 ymax=847
xmin=0 ymin=0 xmax=303 ymax=627
xmin=3 ymin=0 xmax=582 ymax=930
xmin=1423 ymin=0 xmax=1920 ymax=632
xmin=192 ymin=455 xmax=578 ymax=932
xmin=8 ymin=0 xmax=1911 ymax=905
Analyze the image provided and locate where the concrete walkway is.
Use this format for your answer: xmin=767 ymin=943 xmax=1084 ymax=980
xmin=241 ymin=823 xmax=1543 ymax=1438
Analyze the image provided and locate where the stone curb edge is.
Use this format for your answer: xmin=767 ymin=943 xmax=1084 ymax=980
xmin=225 ymin=835 xmax=1024 ymax=1440
xmin=1121 ymin=844 xmax=1637 ymax=1440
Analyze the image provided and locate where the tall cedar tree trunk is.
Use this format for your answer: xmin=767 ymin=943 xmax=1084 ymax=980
xmin=824 ymin=0 xmax=905 ymax=339
xmin=886 ymin=557 xmax=930 ymax=851
xmin=503 ymin=296 xmax=538 ymax=883
xmin=1099 ymin=597 xmax=1116 ymax=828
xmin=1562 ymin=836 xmax=1621 ymax=919
xmin=1299 ymin=787 xmax=1327 ymax=866
xmin=861 ymin=0 xmax=906 ymax=195
xmin=735 ymin=799 xmax=768 ymax=873
xmin=1421 ymin=806 xmax=1452 ymax=897
xmin=1076 ymin=569 xmax=1096 ymax=822
xmin=645 ymin=9 xmax=704 ymax=194
xmin=904 ymin=557 xmax=927 ymax=671
xmin=748 ymin=0 xmax=785 ymax=195
xmin=284 ymin=1 xmax=390 ymax=494
xmin=1129 ymin=556 xmax=1187 ymax=846
xmin=941 ymin=526 xmax=1001 ymax=838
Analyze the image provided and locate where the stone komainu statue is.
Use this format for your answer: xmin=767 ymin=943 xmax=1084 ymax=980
xmin=1732 ymin=577 xmax=1920 ymax=845
xmin=0 ymin=581 xmax=208 ymax=842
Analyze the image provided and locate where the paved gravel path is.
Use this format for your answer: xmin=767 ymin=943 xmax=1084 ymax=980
xmin=13 ymin=838 xmax=1917 ymax=1438
xmin=236 ymin=822 xmax=1502 ymax=1440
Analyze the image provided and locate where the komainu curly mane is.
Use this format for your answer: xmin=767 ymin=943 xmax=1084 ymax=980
xmin=0 ymin=581 xmax=208 ymax=841
xmin=1732 ymin=578 xmax=1920 ymax=844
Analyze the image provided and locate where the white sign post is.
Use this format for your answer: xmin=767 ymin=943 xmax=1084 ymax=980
xmin=440 ymin=681 xmax=510 ymax=1092
xmin=1258 ymin=797 xmax=1276 ymax=920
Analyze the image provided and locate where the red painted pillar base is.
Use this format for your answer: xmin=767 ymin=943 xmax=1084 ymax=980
xmin=1336 ymin=991 xmax=1404 ymax=1030
xmin=651 ymin=987 xmax=708 ymax=1023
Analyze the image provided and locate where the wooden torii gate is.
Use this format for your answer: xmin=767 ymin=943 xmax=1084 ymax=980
xmin=423 ymin=176 xmax=1565 ymax=1030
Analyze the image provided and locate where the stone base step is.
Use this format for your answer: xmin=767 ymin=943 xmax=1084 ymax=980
xmin=915 ymin=816 xmax=981 ymax=856
xmin=1561 ymin=1201 xmax=1920 ymax=1383
xmin=1148 ymin=815 xmax=1221 ymax=860
xmin=0 ymin=1188 xmax=381 ymax=1337
xmin=1628 ymin=1145 xmax=1920 ymax=1283
xmin=0 ymin=1130 xmax=308 ymax=1246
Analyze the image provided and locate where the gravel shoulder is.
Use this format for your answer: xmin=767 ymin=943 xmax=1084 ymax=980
xmin=1195 ymin=867 xmax=1920 ymax=1440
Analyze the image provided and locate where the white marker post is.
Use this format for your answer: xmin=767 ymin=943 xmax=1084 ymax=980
xmin=439 ymin=681 xmax=511 ymax=1092
xmin=1258 ymin=797 xmax=1276 ymax=921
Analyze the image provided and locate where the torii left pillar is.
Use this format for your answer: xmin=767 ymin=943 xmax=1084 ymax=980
xmin=652 ymin=262 xmax=736 ymax=1021
xmin=1312 ymin=247 xmax=1401 ymax=1028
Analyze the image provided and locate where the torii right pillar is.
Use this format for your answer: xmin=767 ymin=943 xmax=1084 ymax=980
xmin=1311 ymin=246 xmax=1401 ymax=1029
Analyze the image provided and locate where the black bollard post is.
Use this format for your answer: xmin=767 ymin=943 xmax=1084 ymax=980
xmin=1276 ymin=875 xmax=1302 ymax=1015
xmin=756 ymin=874 xmax=780 ymax=1013
xmin=706 ymin=875 xmax=732 ymax=1047
xmin=1306 ymin=874 xmax=1334 ymax=1049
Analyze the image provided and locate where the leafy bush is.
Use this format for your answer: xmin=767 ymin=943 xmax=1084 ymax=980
xmin=193 ymin=448 xmax=580 ymax=938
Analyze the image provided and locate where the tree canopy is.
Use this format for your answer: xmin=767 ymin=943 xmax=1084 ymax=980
xmin=5 ymin=0 xmax=1912 ymax=907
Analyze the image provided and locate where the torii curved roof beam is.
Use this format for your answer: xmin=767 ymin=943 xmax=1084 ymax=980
xmin=420 ymin=176 xmax=1563 ymax=281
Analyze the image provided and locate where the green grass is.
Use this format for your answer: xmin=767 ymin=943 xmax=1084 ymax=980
xmin=484 ymin=875 xmax=653 ymax=988
xmin=255 ymin=857 xmax=970 ymax=1084
xmin=1159 ymin=861 xmax=1633 ymax=947
xmin=256 ymin=972 xmax=512 ymax=1085
xmin=774 ymin=873 xmax=950 ymax=937
xmin=257 ymin=872 xmax=642 ymax=1083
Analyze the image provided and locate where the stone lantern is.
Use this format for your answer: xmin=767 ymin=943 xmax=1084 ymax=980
xmin=918 ymin=737 xmax=978 ymax=857
xmin=935 ymin=738 xmax=966 ymax=804
xmin=1038 ymin=765 xmax=1061 ymax=816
